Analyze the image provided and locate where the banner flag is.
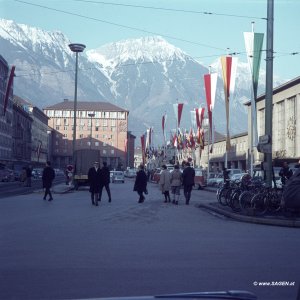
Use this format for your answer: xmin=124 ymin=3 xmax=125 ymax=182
xmin=173 ymin=103 xmax=184 ymax=128
xmin=141 ymin=135 xmax=146 ymax=165
xmin=220 ymin=56 xmax=238 ymax=150
xmin=244 ymin=31 xmax=264 ymax=147
xmin=204 ymin=72 xmax=218 ymax=152
xmin=3 ymin=65 xmax=15 ymax=116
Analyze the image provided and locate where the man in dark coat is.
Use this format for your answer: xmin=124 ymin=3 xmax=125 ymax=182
xmin=99 ymin=161 xmax=112 ymax=202
xmin=42 ymin=161 xmax=55 ymax=201
xmin=182 ymin=162 xmax=195 ymax=205
xmin=134 ymin=165 xmax=148 ymax=203
xmin=88 ymin=161 xmax=101 ymax=206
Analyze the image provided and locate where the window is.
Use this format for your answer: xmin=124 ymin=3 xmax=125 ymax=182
xmin=111 ymin=149 xmax=115 ymax=154
xmin=95 ymin=142 xmax=99 ymax=146
xmin=103 ymin=120 xmax=108 ymax=127
xmin=118 ymin=112 xmax=126 ymax=119
xmin=110 ymin=112 xmax=117 ymax=119
xmin=111 ymin=119 xmax=116 ymax=127
xmin=56 ymin=119 xmax=61 ymax=125
xmin=64 ymin=118 xmax=68 ymax=125
xmin=56 ymin=126 xmax=60 ymax=130
xmin=103 ymin=149 xmax=107 ymax=154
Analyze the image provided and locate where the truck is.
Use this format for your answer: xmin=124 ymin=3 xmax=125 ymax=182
xmin=73 ymin=149 xmax=101 ymax=190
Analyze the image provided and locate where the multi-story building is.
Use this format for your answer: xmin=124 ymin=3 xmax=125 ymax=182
xmin=0 ymin=55 xmax=13 ymax=166
xmin=43 ymin=100 xmax=132 ymax=170
xmin=253 ymin=76 xmax=300 ymax=166
xmin=11 ymin=101 xmax=33 ymax=170
xmin=199 ymin=76 xmax=300 ymax=173
xmin=14 ymin=96 xmax=49 ymax=167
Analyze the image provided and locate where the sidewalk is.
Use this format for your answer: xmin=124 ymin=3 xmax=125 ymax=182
xmin=199 ymin=186 xmax=300 ymax=228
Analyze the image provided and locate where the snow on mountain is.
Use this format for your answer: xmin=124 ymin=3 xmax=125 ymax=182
xmin=0 ymin=18 xmax=279 ymax=144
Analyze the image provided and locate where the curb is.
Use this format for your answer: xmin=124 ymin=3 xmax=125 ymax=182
xmin=198 ymin=203 xmax=300 ymax=228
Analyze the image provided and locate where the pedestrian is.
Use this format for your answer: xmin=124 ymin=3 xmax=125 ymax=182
xmin=133 ymin=165 xmax=148 ymax=203
xmin=25 ymin=165 xmax=32 ymax=187
xmin=88 ymin=161 xmax=101 ymax=206
xmin=182 ymin=162 xmax=195 ymax=205
xmin=99 ymin=161 xmax=112 ymax=203
xmin=42 ymin=161 xmax=55 ymax=201
xmin=170 ymin=164 xmax=182 ymax=205
xmin=159 ymin=165 xmax=171 ymax=203
xmin=279 ymin=162 xmax=293 ymax=186
xmin=20 ymin=167 xmax=27 ymax=187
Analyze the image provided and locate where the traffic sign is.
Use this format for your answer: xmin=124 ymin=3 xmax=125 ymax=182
xmin=257 ymin=143 xmax=272 ymax=153
xmin=259 ymin=135 xmax=270 ymax=145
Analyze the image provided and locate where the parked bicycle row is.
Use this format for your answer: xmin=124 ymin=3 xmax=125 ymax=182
xmin=216 ymin=168 xmax=300 ymax=217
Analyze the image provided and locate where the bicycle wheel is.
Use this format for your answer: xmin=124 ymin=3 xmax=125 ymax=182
xmin=266 ymin=190 xmax=282 ymax=213
xmin=251 ymin=193 xmax=267 ymax=216
xmin=218 ymin=187 xmax=229 ymax=206
xmin=229 ymin=189 xmax=242 ymax=212
xmin=239 ymin=191 xmax=257 ymax=214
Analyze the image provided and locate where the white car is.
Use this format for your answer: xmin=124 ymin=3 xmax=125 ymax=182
xmin=111 ymin=171 xmax=125 ymax=183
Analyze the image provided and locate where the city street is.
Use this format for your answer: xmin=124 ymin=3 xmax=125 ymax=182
xmin=0 ymin=179 xmax=299 ymax=300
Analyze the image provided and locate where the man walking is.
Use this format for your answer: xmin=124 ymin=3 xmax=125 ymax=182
xmin=42 ymin=161 xmax=55 ymax=201
xmin=88 ymin=161 xmax=101 ymax=206
xmin=99 ymin=162 xmax=112 ymax=202
xmin=182 ymin=162 xmax=195 ymax=205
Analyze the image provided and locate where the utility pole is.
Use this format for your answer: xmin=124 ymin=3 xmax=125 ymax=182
xmin=264 ymin=0 xmax=274 ymax=187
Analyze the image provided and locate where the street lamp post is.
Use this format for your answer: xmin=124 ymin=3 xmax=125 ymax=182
xmin=88 ymin=113 xmax=95 ymax=149
xmin=68 ymin=43 xmax=86 ymax=166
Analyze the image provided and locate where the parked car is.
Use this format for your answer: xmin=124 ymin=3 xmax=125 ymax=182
xmin=111 ymin=171 xmax=125 ymax=183
xmin=124 ymin=169 xmax=137 ymax=178
xmin=230 ymin=173 xmax=249 ymax=182
xmin=32 ymin=168 xmax=43 ymax=179
xmin=194 ymin=168 xmax=205 ymax=189
xmin=0 ymin=168 xmax=14 ymax=182
xmin=206 ymin=173 xmax=220 ymax=186
xmin=152 ymin=168 xmax=161 ymax=183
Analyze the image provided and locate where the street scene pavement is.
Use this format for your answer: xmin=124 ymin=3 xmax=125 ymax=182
xmin=0 ymin=179 xmax=299 ymax=300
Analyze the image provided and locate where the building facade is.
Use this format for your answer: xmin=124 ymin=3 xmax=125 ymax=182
xmin=14 ymin=96 xmax=49 ymax=167
xmin=0 ymin=55 xmax=13 ymax=166
xmin=11 ymin=102 xmax=33 ymax=170
xmin=253 ymin=76 xmax=300 ymax=166
xmin=43 ymin=100 xmax=131 ymax=170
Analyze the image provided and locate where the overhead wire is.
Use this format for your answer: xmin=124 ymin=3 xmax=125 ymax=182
xmin=73 ymin=0 xmax=267 ymax=20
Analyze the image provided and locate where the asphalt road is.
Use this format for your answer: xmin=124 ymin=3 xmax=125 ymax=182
xmin=0 ymin=179 xmax=299 ymax=300
xmin=0 ymin=175 xmax=66 ymax=198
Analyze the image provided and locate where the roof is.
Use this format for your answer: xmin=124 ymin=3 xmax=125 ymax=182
xmin=244 ymin=76 xmax=300 ymax=106
xmin=44 ymin=100 xmax=128 ymax=112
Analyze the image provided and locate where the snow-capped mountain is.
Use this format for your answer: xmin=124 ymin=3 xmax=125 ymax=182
xmin=0 ymin=18 xmax=279 ymax=144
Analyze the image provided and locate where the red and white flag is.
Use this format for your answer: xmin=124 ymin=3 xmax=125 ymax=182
xmin=3 ymin=65 xmax=15 ymax=116
xmin=173 ymin=103 xmax=184 ymax=128
xmin=204 ymin=72 xmax=217 ymax=152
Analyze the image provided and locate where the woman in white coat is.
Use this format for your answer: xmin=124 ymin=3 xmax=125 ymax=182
xmin=159 ymin=165 xmax=171 ymax=203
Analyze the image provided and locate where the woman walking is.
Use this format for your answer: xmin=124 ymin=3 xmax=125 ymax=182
xmin=170 ymin=164 xmax=182 ymax=205
xmin=159 ymin=165 xmax=171 ymax=203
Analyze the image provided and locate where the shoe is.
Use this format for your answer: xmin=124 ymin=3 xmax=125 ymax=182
xmin=172 ymin=200 xmax=175 ymax=204
xmin=108 ymin=199 xmax=111 ymax=203
xmin=48 ymin=198 xmax=53 ymax=201
xmin=175 ymin=201 xmax=178 ymax=205
xmin=43 ymin=197 xmax=46 ymax=200
xmin=164 ymin=200 xmax=167 ymax=203
xmin=95 ymin=202 xmax=98 ymax=206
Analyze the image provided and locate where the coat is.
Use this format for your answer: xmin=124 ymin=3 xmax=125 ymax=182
xmin=99 ymin=166 xmax=110 ymax=185
xmin=42 ymin=166 xmax=55 ymax=189
xmin=182 ymin=166 xmax=195 ymax=186
xmin=159 ymin=169 xmax=171 ymax=192
xmin=134 ymin=170 xmax=148 ymax=193
xmin=88 ymin=167 xmax=101 ymax=193
xmin=170 ymin=169 xmax=182 ymax=187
